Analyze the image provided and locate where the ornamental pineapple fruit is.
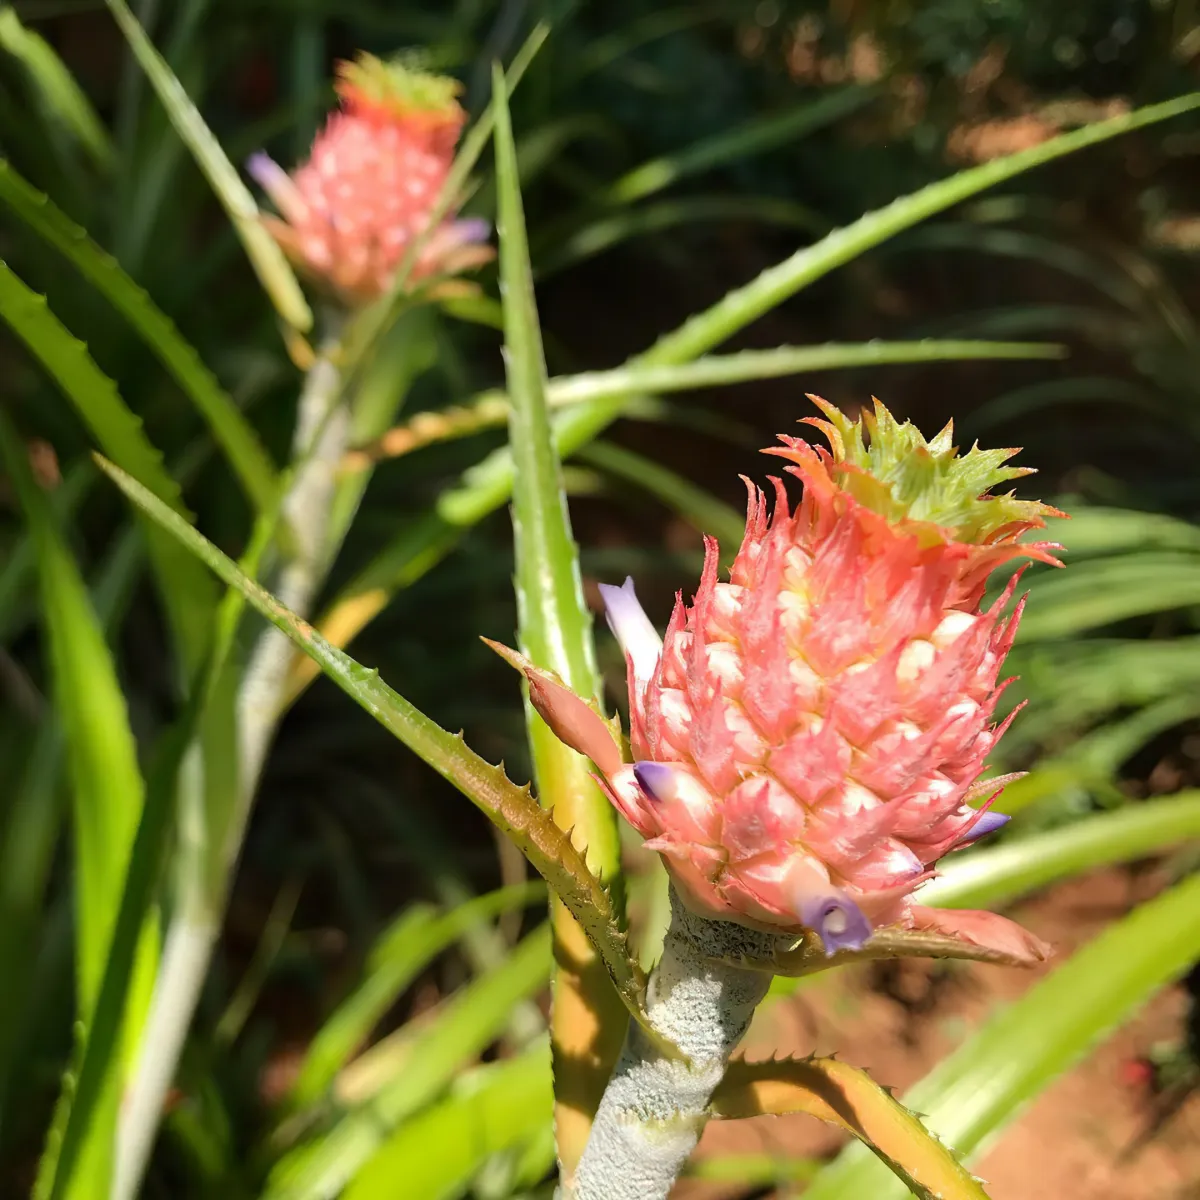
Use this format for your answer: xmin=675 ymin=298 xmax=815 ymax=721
xmin=249 ymin=53 xmax=491 ymax=305
xmin=494 ymin=397 xmax=1061 ymax=963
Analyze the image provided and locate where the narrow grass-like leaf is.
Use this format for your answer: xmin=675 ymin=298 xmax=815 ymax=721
xmin=0 ymin=6 xmax=113 ymax=169
xmin=264 ymin=924 xmax=552 ymax=1200
xmin=1045 ymin=506 xmax=1200 ymax=557
xmin=289 ymin=882 xmax=545 ymax=1109
xmin=103 ymin=0 xmax=312 ymax=332
xmin=95 ymin=457 xmax=656 ymax=1044
xmin=342 ymin=1042 xmax=552 ymax=1200
xmin=602 ymin=87 xmax=875 ymax=205
xmin=578 ymin=441 xmax=745 ymax=545
xmin=538 ymin=195 xmax=827 ymax=274
xmin=638 ymin=92 xmax=1200 ymax=366
xmin=802 ymin=871 xmax=1200 ymax=1200
xmin=1015 ymin=552 xmax=1200 ymax=641
xmin=712 ymin=1057 xmax=989 ymax=1200
xmin=0 ymin=412 xmax=151 ymax=1200
xmin=301 ymin=95 xmax=1200 ymax=669
xmin=920 ymin=791 xmax=1200 ymax=911
xmin=0 ymin=258 xmax=215 ymax=667
xmin=349 ymin=340 xmax=1063 ymax=469
xmin=0 ymin=414 xmax=145 ymax=1022
xmin=493 ymin=61 xmax=628 ymax=1172
xmin=0 ymin=158 xmax=278 ymax=510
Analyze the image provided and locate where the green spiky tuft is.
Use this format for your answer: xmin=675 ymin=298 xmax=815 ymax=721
xmin=335 ymin=51 xmax=463 ymax=118
xmin=804 ymin=395 xmax=1060 ymax=543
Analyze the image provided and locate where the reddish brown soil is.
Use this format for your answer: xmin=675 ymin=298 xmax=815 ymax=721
xmin=679 ymin=867 xmax=1200 ymax=1199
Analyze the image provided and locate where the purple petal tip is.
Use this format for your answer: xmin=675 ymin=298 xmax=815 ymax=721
xmin=633 ymin=761 xmax=675 ymax=802
xmin=454 ymin=216 xmax=491 ymax=244
xmin=598 ymin=577 xmax=662 ymax=682
xmin=797 ymin=893 xmax=872 ymax=956
xmin=963 ymin=810 xmax=1010 ymax=844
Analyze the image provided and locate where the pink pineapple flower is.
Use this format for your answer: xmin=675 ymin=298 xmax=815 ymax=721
xmin=248 ymin=53 xmax=492 ymax=306
xmin=494 ymin=398 xmax=1062 ymax=964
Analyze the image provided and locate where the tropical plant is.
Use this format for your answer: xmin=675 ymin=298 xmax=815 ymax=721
xmin=1 ymin=4 xmax=1200 ymax=1199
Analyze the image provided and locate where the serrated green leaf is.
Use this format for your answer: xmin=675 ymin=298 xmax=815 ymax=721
xmin=0 ymin=157 xmax=278 ymax=511
xmin=95 ymin=456 xmax=657 ymax=1048
xmin=712 ymin=1057 xmax=988 ymax=1200
xmin=638 ymin=92 xmax=1200 ymax=366
xmin=0 ymin=258 xmax=215 ymax=670
xmin=103 ymin=0 xmax=312 ymax=332
xmin=802 ymin=871 xmax=1200 ymax=1200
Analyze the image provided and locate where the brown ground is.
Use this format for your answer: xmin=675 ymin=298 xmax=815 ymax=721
xmin=678 ymin=867 xmax=1200 ymax=1200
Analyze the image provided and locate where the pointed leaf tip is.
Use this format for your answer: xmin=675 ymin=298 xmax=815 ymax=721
xmin=482 ymin=638 xmax=624 ymax=776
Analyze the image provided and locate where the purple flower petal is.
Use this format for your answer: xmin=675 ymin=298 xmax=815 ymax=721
xmin=633 ymin=761 xmax=677 ymax=803
xmin=453 ymin=216 xmax=491 ymax=244
xmin=958 ymin=810 xmax=1010 ymax=846
xmin=796 ymin=892 xmax=872 ymax=956
xmin=597 ymin=577 xmax=662 ymax=685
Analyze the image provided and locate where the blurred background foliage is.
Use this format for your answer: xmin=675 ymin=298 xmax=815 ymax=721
xmin=3 ymin=0 xmax=1200 ymax=1197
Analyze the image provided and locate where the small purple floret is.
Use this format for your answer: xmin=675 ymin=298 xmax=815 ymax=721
xmin=633 ymin=761 xmax=675 ymax=803
xmin=797 ymin=893 xmax=872 ymax=956
xmin=961 ymin=810 xmax=1010 ymax=845
xmin=245 ymin=151 xmax=281 ymax=190
xmin=453 ymin=216 xmax=491 ymax=244
xmin=597 ymin=576 xmax=662 ymax=682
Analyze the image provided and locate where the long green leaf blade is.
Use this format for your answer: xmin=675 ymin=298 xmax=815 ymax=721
xmin=264 ymin=924 xmax=552 ymax=1200
xmin=0 ymin=158 xmax=278 ymax=510
xmin=639 ymin=92 xmax=1200 ymax=366
xmin=299 ymin=92 xmax=1200 ymax=681
xmin=352 ymin=340 xmax=1062 ymax=467
xmin=603 ymin=86 xmax=875 ymax=205
xmin=0 ymin=413 xmax=151 ymax=1200
xmin=95 ymin=457 xmax=655 ymax=1045
xmin=0 ymin=258 xmax=215 ymax=667
xmin=493 ymin=61 xmax=627 ymax=1173
xmin=921 ymin=791 xmax=1200 ymax=911
xmin=103 ymin=0 xmax=312 ymax=333
xmin=803 ymin=871 xmax=1200 ymax=1200
xmin=288 ymin=882 xmax=545 ymax=1108
xmin=0 ymin=6 xmax=113 ymax=169
xmin=342 ymin=1042 xmax=553 ymax=1200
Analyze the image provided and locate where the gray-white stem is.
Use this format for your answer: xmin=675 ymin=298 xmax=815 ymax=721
xmin=115 ymin=333 xmax=347 ymax=1200
xmin=568 ymin=888 xmax=775 ymax=1200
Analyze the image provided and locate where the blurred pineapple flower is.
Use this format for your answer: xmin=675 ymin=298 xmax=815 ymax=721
xmin=248 ymin=53 xmax=492 ymax=306
xmin=497 ymin=398 xmax=1062 ymax=965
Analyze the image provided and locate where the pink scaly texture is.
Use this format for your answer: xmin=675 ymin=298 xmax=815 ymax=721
xmin=248 ymin=55 xmax=491 ymax=306
xmin=586 ymin=400 xmax=1061 ymax=959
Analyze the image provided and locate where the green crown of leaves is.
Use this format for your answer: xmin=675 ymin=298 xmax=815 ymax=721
xmin=804 ymin=396 xmax=1060 ymax=544
xmin=336 ymin=51 xmax=464 ymax=118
